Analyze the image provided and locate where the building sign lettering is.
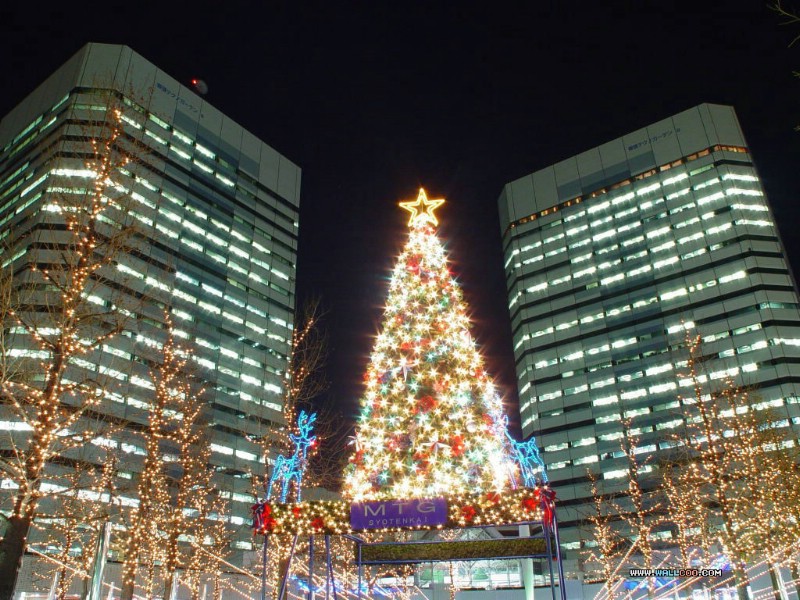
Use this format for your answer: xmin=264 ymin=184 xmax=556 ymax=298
xmin=350 ymin=498 xmax=448 ymax=530
xmin=627 ymin=127 xmax=681 ymax=152
xmin=156 ymin=82 xmax=201 ymax=115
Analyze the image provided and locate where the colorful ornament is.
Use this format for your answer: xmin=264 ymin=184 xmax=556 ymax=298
xmin=522 ymin=496 xmax=538 ymax=512
xmin=461 ymin=505 xmax=477 ymax=523
xmin=450 ymin=435 xmax=465 ymax=457
xmin=416 ymin=395 xmax=437 ymax=413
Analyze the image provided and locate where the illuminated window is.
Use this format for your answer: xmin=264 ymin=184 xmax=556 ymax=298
xmin=181 ymin=238 xmax=203 ymax=252
xmin=145 ymin=129 xmax=167 ymax=145
xmin=636 ymin=182 xmax=660 ymax=196
xmin=649 ymin=382 xmax=677 ymax=394
xmin=653 ymin=256 xmax=678 ymax=269
xmin=592 ymin=395 xmax=618 ymax=407
xmin=551 ymin=275 xmax=571 ymax=286
xmin=693 ymin=177 xmax=719 ymax=191
xmin=545 ymin=442 xmax=568 ymax=452
xmin=597 ymin=413 xmax=621 ymax=424
xmin=198 ymin=301 xmax=221 ymax=315
xmin=195 ymin=144 xmax=215 ymax=159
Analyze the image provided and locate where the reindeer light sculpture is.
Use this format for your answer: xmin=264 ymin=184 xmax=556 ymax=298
xmin=267 ymin=410 xmax=318 ymax=502
xmin=503 ymin=416 xmax=548 ymax=488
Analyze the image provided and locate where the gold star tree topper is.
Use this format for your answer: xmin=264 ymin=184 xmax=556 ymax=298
xmin=399 ymin=188 xmax=445 ymax=228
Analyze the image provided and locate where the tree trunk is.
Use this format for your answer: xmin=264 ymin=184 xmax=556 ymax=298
xmin=732 ymin=561 xmax=750 ymax=600
xmin=145 ymin=558 xmax=156 ymax=600
xmin=768 ymin=564 xmax=787 ymax=600
xmin=163 ymin=528 xmax=180 ymax=600
xmin=120 ymin=560 xmax=136 ymax=600
xmin=164 ymin=571 xmax=175 ymax=600
xmin=604 ymin=580 xmax=614 ymax=600
xmin=80 ymin=573 xmax=90 ymax=600
xmin=0 ymin=512 xmax=34 ymax=600
xmin=120 ymin=516 xmax=143 ymax=600
xmin=57 ymin=565 xmax=70 ymax=600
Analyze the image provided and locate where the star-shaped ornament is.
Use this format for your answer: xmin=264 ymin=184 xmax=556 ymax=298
xmin=399 ymin=188 xmax=445 ymax=228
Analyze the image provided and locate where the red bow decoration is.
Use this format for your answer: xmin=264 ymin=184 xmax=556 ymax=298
xmin=413 ymin=450 xmax=431 ymax=472
xmin=534 ymin=486 xmax=557 ymax=526
xmin=416 ymin=395 xmax=437 ymax=413
xmin=461 ymin=505 xmax=477 ymax=523
xmin=450 ymin=435 xmax=465 ymax=457
xmin=311 ymin=517 xmax=325 ymax=532
xmin=521 ymin=496 xmax=538 ymax=513
xmin=252 ymin=501 xmax=276 ymax=533
xmin=350 ymin=449 xmax=365 ymax=465
xmin=252 ymin=501 xmax=269 ymax=530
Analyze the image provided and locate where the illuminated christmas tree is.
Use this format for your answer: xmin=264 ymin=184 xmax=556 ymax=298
xmin=343 ymin=189 xmax=521 ymax=500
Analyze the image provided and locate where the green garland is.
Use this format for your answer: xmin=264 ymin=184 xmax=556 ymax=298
xmin=360 ymin=537 xmax=549 ymax=564
xmin=253 ymin=487 xmax=554 ymax=536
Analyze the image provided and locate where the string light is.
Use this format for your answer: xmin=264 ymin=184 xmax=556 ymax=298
xmin=252 ymin=486 xmax=553 ymax=536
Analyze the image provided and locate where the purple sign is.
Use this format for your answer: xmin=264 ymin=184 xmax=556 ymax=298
xmin=350 ymin=498 xmax=448 ymax=530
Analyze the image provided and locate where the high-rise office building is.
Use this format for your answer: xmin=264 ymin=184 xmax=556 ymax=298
xmin=498 ymin=103 xmax=800 ymax=553
xmin=0 ymin=43 xmax=300 ymax=561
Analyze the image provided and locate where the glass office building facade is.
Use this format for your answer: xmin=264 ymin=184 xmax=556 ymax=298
xmin=498 ymin=103 xmax=800 ymax=553
xmin=0 ymin=43 xmax=300 ymax=559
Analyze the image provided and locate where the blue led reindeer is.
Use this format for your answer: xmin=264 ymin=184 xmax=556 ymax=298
xmin=267 ymin=410 xmax=318 ymax=502
xmin=503 ymin=416 xmax=548 ymax=488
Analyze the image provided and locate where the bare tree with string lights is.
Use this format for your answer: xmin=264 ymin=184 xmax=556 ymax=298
xmin=119 ymin=318 xmax=230 ymax=600
xmin=583 ymin=471 xmax=626 ymax=600
xmin=34 ymin=457 xmax=117 ymax=600
xmin=668 ymin=332 xmax=799 ymax=599
xmin=0 ymin=100 xmax=141 ymax=600
xmin=614 ymin=420 xmax=662 ymax=599
xmin=660 ymin=461 xmax=713 ymax=572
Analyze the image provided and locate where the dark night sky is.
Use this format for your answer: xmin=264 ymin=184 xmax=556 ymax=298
xmin=2 ymin=1 xmax=798 ymax=436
